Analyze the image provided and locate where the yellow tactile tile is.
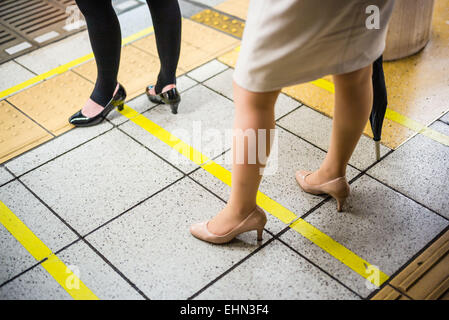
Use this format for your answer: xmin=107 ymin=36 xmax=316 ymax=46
xmin=382 ymin=0 xmax=449 ymax=126
xmin=214 ymin=0 xmax=250 ymax=20
xmin=7 ymin=72 xmax=94 ymax=136
xmin=73 ymin=45 xmax=161 ymax=100
xmin=389 ymin=230 xmax=449 ymax=300
xmin=371 ymin=285 xmax=411 ymax=300
xmin=191 ymin=9 xmax=246 ymax=38
xmin=217 ymin=46 xmax=240 ymax=68
xmin=132 ymin=19 xmax=239 ymax=75
xmin=0 ymin=101 xmax=52 ymax=164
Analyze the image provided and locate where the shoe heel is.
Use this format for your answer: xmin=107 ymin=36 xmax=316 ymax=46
xmin=170 ymin=102 xmax=179 ymax=114
xmin=257 ymin=228 xmax=264 ymax=241
xmin=335 ymin=196 xmax=347 ymax=212
xmin=117 ymin=103 xmax=124 ymax=111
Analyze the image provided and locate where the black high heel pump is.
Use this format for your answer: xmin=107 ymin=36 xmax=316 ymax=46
xmin=69 ymin=83 xmax=127 ymax=127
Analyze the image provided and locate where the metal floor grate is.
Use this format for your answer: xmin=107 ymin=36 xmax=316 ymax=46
xmin=0 ymin=0 xmax=143 ymax=64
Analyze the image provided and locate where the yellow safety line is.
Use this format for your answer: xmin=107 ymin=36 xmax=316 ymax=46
xmin=311 ymin=77 xmax=449 ymax=147
xmin=0 ymin=26 xmax=154 ymax=101
xmin=0 ymin=201 xmax=98 ymax=300
xmin=120 ymin=104 xmax=389 ymax=286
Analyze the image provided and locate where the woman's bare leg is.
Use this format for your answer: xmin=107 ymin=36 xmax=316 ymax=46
xmin=207 ymin=82 xmax=280 ymax=235
xmin=306 ymin=64 xmax=373 ymax=185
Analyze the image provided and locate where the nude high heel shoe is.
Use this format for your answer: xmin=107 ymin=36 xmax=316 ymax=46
xmin=295 ymin=170 xmax=350 ymax=212
xmin=190 ymin=206 xmax=267 ymax=244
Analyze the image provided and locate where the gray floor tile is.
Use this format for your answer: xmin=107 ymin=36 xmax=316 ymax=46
xmin=191 ymin=127 xmax=360 ymax=233
xmin=20 ymin=129 xmax=183 ymax=235
xmin=203 ymin=69 xmax=300 ymax=120
xmin=118 ymin=4 xmax=153 ymax=39
xmin=179 ymin=0 xmax=205 ymax=17
xmin=6 ymin=122 xmax=113 ymax=177
xmin=0 ymin=166 xmax=14 ymax=186
xmin=187 ymin=60 xmax=228 ymax=82
xmin=176 ymin=75 xmax=198 ymax=92
xmin=15 ymin=31 xmax=92 ymax=74
xmin=280 ymin=174 xmax=448 ymax=297
xmin=0 ymin=61 xmax=36 ymax=96
xmin=197 ymin=240 xmax=359 ymax=300
xmin=120 ymin=84 xmax=235 ymax=173
xmin=368 ymin=121 xmax=449 ymax=218
xmin=203 ymin=68 xmax=233 ymax=99
xmin=0 ymin=181 xmax=78 ymax=284
xmin=87 ymin=178 xmax=269 ymax=299
xmin=0 ymin=264 xmax=70 ymax=300
xmin=278 ymin=107 xmax=391 ymax=171
xmin=57 ymin=240 xmax=143 ymax=299
xmin=108 ymin=94 xmax=156 ymax=126
xmin=439 ymin=112 xmax=449 ymax=124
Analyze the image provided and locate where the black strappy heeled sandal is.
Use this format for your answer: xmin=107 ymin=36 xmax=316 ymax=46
xmin=146 ymin=85 xmax=181 ymax=114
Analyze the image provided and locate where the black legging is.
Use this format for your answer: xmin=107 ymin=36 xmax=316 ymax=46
xmin=75 ymin=0 xmax=181 ymax=106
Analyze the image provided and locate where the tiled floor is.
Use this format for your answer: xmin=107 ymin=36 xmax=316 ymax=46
xmin=0 ymin=0 xmax=448 ymax=300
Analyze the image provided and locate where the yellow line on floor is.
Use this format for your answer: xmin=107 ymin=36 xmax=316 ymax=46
xmin=120 ymin=104 xmax=389 ymax=286
xmin=0 ymin=201 xmax=98 ymax=300
xmin=311 ymin=77 xmax=449 ymax=147
xmin=0 ymin=26 xmax=154 ymax=101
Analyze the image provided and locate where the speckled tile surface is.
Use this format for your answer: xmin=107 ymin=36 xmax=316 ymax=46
xmin=87 ymin=178 xmax=271 ymax=299
xmin=5 ymin=121 xmax=113 ymax=177
xmin=120 ymin=84 xmax=235 ymax=173
xmin=368 ymin=121 xmax=449 ymax=218
xmin=0 ymin=263 xmax=71 ymax=300
xmin=278 ymin=106 xmax=391 ymax=171
xmin=14 ymin=31 xmax=92 ymax=75
xmin=280 ymin=175 xmax=448 ymax=297
xmin=19 ymin=129 xmax=183 ymax=235
xmin=0 ymin=181 xmax=78 ymax=284
xmin=197 ymin=240 xmax=359 ymax=300
xmin=57 ymin=240 xmax=143 ymax=299
xmin=0 ymin=61 xmax=35 ymax=95
xmin=187 ymin=60 xmax=228 ymax=82
xmin=0 ymin=166 xmax=14 ymax=186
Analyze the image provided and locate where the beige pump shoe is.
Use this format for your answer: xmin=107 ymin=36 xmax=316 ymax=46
xmin=296 ymin=170 xmax=350 ymax=212
xmin=190 ymin=206 xmax=267 ymax=244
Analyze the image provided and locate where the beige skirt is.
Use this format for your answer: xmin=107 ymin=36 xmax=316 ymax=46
xmin=233 ymin=0 xmax=395 ymax=92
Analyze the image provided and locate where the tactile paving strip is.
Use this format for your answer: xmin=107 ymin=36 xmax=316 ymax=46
xmin=191 ymin=9 xmax=245 ymax=38
xmin=214 ymin=0 xmax=249 ymax=20
xmin=0 ymin=100 xmax=52 ymax=164
xmin=73 ymin=45 xmax=161 ymax=100
xmin=131 ymin=19 xmax=239 ymax=80
xmin=389 ymin=230 xmax=449 ymax=300
xmin=371 ymin=285 xmax=411 ymax=300
xmin=7 ymin=71 xmax=94 ymax=136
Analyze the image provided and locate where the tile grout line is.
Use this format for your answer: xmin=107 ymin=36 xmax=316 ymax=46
xmin=4 ymin=99 xmax=56 ymax=138
xmin=3 ymin=167 xmax=150 ymax=300
xmin=185 ymin=174 xmax=366 ymax=299
xmin=187 ymin=236 xmax=277 ymax=300
xmin=366 ymin=224 xmax=449 ymax=300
